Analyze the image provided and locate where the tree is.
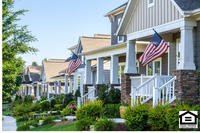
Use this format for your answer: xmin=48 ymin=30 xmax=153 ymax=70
xmin=32 ymin=61 xmax=38 ymax=66
xmin=3 ymin=0 xmax=38 ymax=101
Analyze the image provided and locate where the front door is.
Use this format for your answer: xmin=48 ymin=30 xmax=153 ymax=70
xmin=176 ymin=38 xmax=181 ymax=69
xmin=146 ymin=58 xmax=162 ymax=76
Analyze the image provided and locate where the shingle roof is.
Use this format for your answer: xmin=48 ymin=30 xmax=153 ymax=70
xmin=22 ymin=66 xmax=42 ymax=84
xmin=80 ymin=35 xmax=111 ymax=53
xmin=43 ymin=59 xmax=69 ymax=82
xmin=105 ymin=2 xmax=128 ymax=16
xmin=174 ymin=0 xmax=200 ymax=11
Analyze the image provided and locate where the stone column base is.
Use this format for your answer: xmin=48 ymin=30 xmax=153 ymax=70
xmin=173 ymin=70 xmax=200 ymax=104
xmin=121 ymin=73 xmax=140 ymax=105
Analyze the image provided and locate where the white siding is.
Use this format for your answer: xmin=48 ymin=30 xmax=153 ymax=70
xmin=126 ymin=0 xmax=182 ymax=34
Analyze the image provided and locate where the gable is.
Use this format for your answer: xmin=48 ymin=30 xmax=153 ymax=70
xmin=122 ymin=0 xmax=183 ymax=35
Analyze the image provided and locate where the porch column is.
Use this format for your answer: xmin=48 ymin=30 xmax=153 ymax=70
xmin=80 ymin=72 xmax=84 ymax=97
xmin=110 ymin=55 xmax=119 ymax=84
xmin=84 ymin=60 xmax=92 ymax=84
xmin=36 ymin=83 xmax=40 ymax=100
xmin=96 ymin=57 xmax=104 ymax=84
xmin=179 ymin=25 xmax=196 ymax=70
xmin=125 ymin=40 xmax=137 ymax=74
xmin=47 ymin=83 xmax=50 ymax=99
xmin=54 ymin=82 xmax=57 ymax=94
xmin=64 ymin=74 xmax=68 ymax=94
xmin=69 ymin=77 xmax=73 ymax=93
xmin=58 ymin=81 xmax=61 ymax=94
xmin=73 ymin=73 xmax=78 ymax=94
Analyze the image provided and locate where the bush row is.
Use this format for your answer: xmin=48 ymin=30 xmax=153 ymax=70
xmin=124 ymin=103 xmax=200 ymax=131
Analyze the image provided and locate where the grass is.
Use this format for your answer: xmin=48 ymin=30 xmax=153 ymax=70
xmin=29 ymin=122 xmax=78 ymax=131
xmin=3 ymin=103 xmax=12 ymax=116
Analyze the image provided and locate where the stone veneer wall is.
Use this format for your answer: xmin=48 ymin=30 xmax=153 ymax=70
xmin=173 ymin=70 xmax=200 ymax=104
xmin=121 ymin=73 xmax=140 ymax=104
xmin=194 ymin=21 xmax=200 ymax=70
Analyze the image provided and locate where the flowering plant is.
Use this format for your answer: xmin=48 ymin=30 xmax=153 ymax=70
xmin=68 ymin=103 xmax=77 ymax=115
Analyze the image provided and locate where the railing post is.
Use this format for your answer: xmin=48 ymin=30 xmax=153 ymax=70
xmin=77 ymin=97 xmax=81 ymax=108
xmin=153 ymin=74 xmax=158 ymax=107
xmin=141 ymin=74 xmax=144 ymax=85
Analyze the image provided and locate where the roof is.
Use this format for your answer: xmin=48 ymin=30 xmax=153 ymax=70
xmin=80 ymin=35 xmax=111 ymax=53
xmin=117 ymin=0 xmax=200 ymax=35
xmin=43 ymin=59 xmax=69 ymax=82
xmin=22 ymin=66 xmax=42 ymax=84
xmin=174 ymin=0 xmax=200 ymax=11
xmin=105 ymin=2 xmax=128 ymax=17
xmin=68 ymin=44 xmax=77 ymax=50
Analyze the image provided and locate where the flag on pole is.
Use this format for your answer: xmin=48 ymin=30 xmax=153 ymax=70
xmin=139 ymin=29 xmax=169 ymax=66
xmin=67 ymin=52 xmax=82 ymax=75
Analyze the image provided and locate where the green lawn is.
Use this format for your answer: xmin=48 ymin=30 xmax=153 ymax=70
xmin=29 ymin=122 xmax=78 ymax=131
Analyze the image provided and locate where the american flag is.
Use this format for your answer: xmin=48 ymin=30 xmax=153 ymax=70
xmin=67 ymin=52 xmax=82 ymax=75
xmin=139 ymin=30 xmax=169 ymax=66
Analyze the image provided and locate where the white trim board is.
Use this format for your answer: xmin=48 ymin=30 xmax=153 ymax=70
xmin=127 ymin=18 xmax=197 ymax=40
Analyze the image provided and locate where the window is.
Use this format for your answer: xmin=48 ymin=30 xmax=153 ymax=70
xmin=148 ymin=0 xmax=154 ymax=8
xmin=117 ymin=17 xmax=121 ymax=26
xmin=118 ymin=35 xmax=124 ymax=43
xmin=146 ymin=58 xmax=162 ymax=76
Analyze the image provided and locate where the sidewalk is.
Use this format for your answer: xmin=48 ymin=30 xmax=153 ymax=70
xmin=2 ymin=116 xmax=17 ymax=131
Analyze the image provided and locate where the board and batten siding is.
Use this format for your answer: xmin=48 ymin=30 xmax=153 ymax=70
xmin=125 ymin=0 xmax=183 ymax=34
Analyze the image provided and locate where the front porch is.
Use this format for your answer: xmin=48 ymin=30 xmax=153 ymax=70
xmin=78 ymin=19 xmax=200 ymax=107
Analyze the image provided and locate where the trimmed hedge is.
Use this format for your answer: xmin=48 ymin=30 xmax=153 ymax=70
xmin=94 ymin=118 xmax=115 ymax=131
xmin=76 ymin=100 xmax=104 ymax=130
xmin=103 ymin=104 xmax=120 ymax=118
xmin=124 ymin=103 xmax=200 ymax=131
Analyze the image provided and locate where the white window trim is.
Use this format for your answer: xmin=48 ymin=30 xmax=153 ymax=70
xmin=146 ymin=58 xmax=162 ymax=76
xmin=148 ymin=0 xmax=154 ymax=8
xmin=118 ymin=36 xmax=124 ymax=43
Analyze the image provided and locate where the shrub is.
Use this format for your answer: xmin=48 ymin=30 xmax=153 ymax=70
xmin=124 ymin=104 xmax=149 ymax=131
xmin=148 ymin=105 xmax=167 ymax=130
xmin=13 ymin=95 xmax=23 ymax=105
xmin=23 ymin=95 xmax=34 ymax=103
xmin=16 ymin=115 xmax=29 ymax=122
xmin=76 ymin=117 xmax=93 ymax=131
xmin=76 ymin=100 xmax=104 ymax=130
xmin=106 ymin=89 xmax=121 ymax=104
xmin=62 ymin=93 xmax=74 ymax=108
xmin=50 ymin=98 xmax=56 ymax=108
xmin=103 ymin=104 xmax=120 ymax=118
xmin=13 ymin=103 xmax=35 ymax=116
xmin=39 ymin=100 xmax=50 ymax=111
xmin=43 ymin=116 xmax=56 ymax=125
xmin=94 ymin=118 xmax=115 ymax=131
xmin=54 ymin=94 xmax=65 ymax=104
xmin=40 ymin=95 xmax=47 ymax=101
xmin=97 ymin=85 xmax=121 ymax=104
xmin=165 ymin=103 xmax=190 ymax=131
xmin=97 ymin=84 xmax=109 ymax=103
xmin=17 ymin=122 xmax=30 ymax=131
xmin=62 ymin=101 xmax=77 ymax=116
xmin=74 ymin=89 xmax=81 ymax=101
xmin=119 ymin=105 xmax=128 ymax=119
xmin=54 ymin=104 xmax=63 ymax=111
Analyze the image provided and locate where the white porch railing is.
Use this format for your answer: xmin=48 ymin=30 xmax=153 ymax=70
xmin=130 ymin=74 xmax=176 ymax=107
xmin=77 ymin=86 xmax=97 ymax=107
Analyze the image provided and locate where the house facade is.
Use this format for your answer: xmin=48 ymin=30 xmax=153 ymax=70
xmin=40 ymin=59 xmax=69 ymax=99
xmin=21 ymin=66 xmax=42 ymax=99
xmin=65 ymin=34 xmax=111 ymax=97
xmin=80 ymin=0 xmax=200 ymax=106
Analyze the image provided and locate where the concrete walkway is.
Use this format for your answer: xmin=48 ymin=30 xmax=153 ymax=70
xmin=2 ymin=116 xmax=17 ymax=131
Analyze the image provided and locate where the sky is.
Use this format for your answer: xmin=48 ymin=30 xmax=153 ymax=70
xmin=14 ymin=0 xmax=127 ymax=66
